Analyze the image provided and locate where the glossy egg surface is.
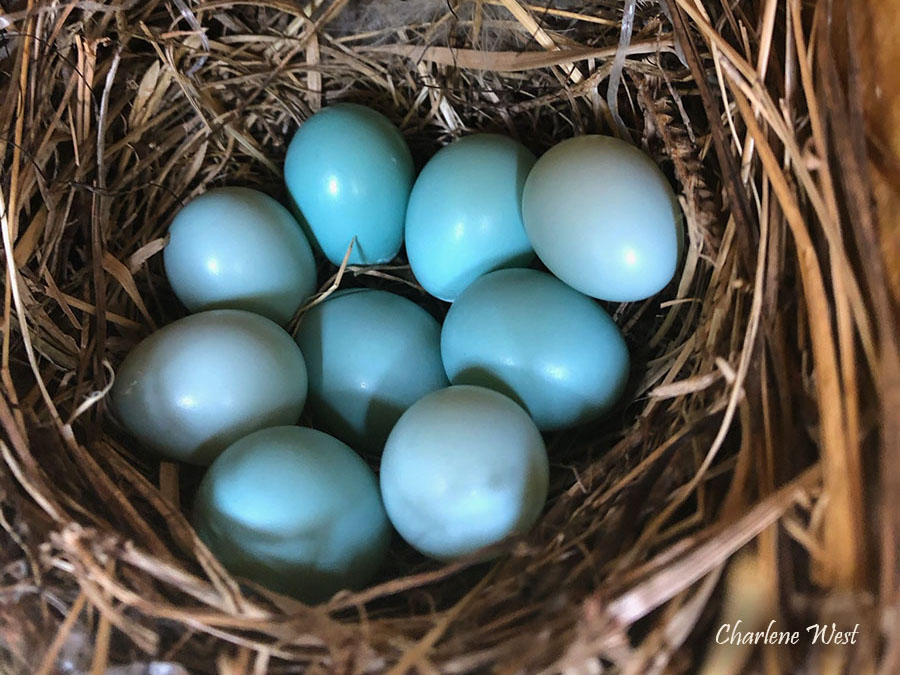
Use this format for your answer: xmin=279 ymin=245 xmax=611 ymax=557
xmin=193 ymin=426 xmax=390 ymax=603
xmin=295 ymin=289 xmax=448 ymax=453
xmin=111 ymin=310 xmax=307 ymax=465
xmin=522 ymin=135 xmax=681 ymax=302
xmin=441 ymin=268 xmax=629 ymax=430
xmin=163 ymin=187 xmax=317 ymax=325
xmin=284 ymin=103 xmax=414 ymax=266
xmin=380 ymin=385 xmax=548 ymax=561
xmin=405 ymin=134 xmax=535 ymax=301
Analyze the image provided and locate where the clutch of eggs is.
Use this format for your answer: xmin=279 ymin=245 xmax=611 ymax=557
xmin=110 ymin=103 xmax=683 ymax=601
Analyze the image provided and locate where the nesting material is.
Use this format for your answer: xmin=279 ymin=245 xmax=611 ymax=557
xmin=0 ymin=0 xmax=896 ymax=673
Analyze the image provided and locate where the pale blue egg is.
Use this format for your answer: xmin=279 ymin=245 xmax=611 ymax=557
xmin=284 ymin=104 xmax=414 ymax=266
xmin=111 ymin=310 xmax=307 ymax=465
xmin=522 ymin=135 xmax=681 ymax=302
xmin=405 ymin=134 xmax=536 ymax=301
xmin=441 ymin=269 xmax=629 ymax=430
xmin=296 ymin=289 xmax=448 ymax=453
xmin=163 ymin=187 xmax=317 ymax=325
xmin=193 ymin=426 xmax=390 ymax=603
xmin=380 ymin=385 xmax=548 ymax=561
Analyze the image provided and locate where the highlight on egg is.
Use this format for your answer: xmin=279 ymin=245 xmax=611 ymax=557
xmin=405 ymin=134 xmax=536 ymax=301
xmin=163 ymin=186 xmax=318 ymax=325
xmin=192 ymin=426 xmax=390 ymax=603
xmin=284 ymin=103 xmax=414 ymax=266
xmin=380 ymin=385 xmax=549 ymax=561
xmin=522 ymin=134 xmax=682 ymax=302
xmin=295 ymin=288 xmax=448 ymax=453
xmin=111 ymin=310 xmax=308 ymax=465
xmin=441 ymin=268 xmax=630 ymax=430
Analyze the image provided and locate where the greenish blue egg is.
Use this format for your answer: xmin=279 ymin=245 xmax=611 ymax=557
xmin=380 ymin=386 xmax=548 ymax=561
xmin=405 ymin=134 xmax=536 ymax=301
xmin=522 ymin=135 xmax=682 ymax=302
xmin=193 ymin=426 xmax=390 ymax=603
xmin=296 ymin=289 xmax=448 ymax=453
xmin=284 ymin=103 xmax=414 ymax=266
xmin=441 ymin=269 xmax=629 ymax=430
xmin=111 ymin=310 xmax=307 ymax=465
xmin=163 ymin=187 xmax=317 ymax=325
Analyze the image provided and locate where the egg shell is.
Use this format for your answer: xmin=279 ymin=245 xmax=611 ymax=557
xmin=111 ymin=310 xmax=307 ymax=465
xmin=284 ymin=103 xmax=414 ymax=266
xmin=163 ymin=187 xmax=317 ymax=325
xmin=441 ymin=268 xmax=629 ymax=430
xmin=405 ymin=134 xmax=536 ymax=301
xmin=380 ymin=385 xmax=549 ymax=561
xmin=193 ymin=426 xmax=390 ymax=603
xmin=295 ymin=288 xmax=448 ymax=453
xmin=522 ymin=135 xmax=682 ymax=302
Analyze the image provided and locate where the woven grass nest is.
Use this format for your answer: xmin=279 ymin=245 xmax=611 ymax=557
xmin=1 ymin=0 xmax=898 ymax=672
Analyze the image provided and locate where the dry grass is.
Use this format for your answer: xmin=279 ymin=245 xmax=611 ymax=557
xmin=0 ymin=0 xmax=896 ymax=672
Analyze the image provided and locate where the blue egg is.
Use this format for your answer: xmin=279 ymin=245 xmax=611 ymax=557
xmin=405 ymin=134 xmax=536 ymax=301
xmin=522 ymin=135 xmax=681 ymax=302
xmin=111 ymin=310 xmax=307 ymax=465
xmin=296 ymin=289 xmax=448 ymax=452
xmin=441 ymin=269 xmax=629 ymax=430
xmin=163 ymin=187 xmax=317 ymax=325
xmin=380 ymin=385 xmax=548 ymax=561
xmin=193 ymin=426 xmax=390 ymax=603
xmin=284 ymin=104 xmax=414 ymax=266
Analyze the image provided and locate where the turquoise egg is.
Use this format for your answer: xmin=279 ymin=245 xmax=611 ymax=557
xmin=296 ymin=289 xmax=448 ymax=453
xmin=111 ymin=310 xmax=307 ymax=465
xmin=380 ymin=386 xmax=548 ymax=561
xmin=193 ymin=426 xmax=390 ymax=603
xmin=405 ymin=134 xmax=536 ymax=301
xmin=522 ymin=135 xmax=681 ymax=302
xmin=284 ymin=104 xmax=414 ymax=266
xmin=441 ymin=269 xmax=629 ymax=430
xmin=163 ymin=187 xmax=317 ymax=325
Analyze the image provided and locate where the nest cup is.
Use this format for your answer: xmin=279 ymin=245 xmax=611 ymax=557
xmin=1 ymin=1 xmax=897 ymax=673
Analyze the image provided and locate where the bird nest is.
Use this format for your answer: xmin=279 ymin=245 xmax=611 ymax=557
xmin=0 ymin=0 xmax=897 ymax=672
